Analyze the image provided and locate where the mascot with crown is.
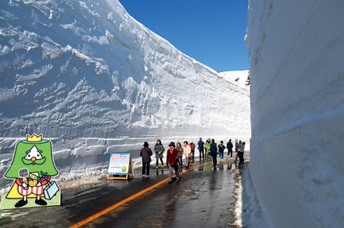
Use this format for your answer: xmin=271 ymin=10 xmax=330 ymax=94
xmin=1 ymin=134 xmax=60 ymax=209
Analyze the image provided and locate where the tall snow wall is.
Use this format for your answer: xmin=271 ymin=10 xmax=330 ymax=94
xmin=0 ymin=0 xmax=250 ymax=193
xmin=247 ymin=0 xmax=344 ymax=227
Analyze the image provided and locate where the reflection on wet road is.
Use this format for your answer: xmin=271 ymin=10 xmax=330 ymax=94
xmin=1 ymin=159 xmax=241 ymax=227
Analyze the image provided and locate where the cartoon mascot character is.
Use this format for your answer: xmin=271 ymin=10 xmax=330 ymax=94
xmin=2 ymin=134 xmax=59 ymax=208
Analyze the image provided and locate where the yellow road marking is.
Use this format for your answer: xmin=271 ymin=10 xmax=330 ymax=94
xmin=70 ymin=161 xmax=210 ymax=228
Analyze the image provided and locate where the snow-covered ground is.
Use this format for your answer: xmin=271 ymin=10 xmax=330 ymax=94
xmin=0 ymin=0 xmax=250 ymax=195
xmin=247 ymin=0 xmax=344 ymax=227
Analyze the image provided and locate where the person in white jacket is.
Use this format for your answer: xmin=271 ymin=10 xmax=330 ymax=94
xmin=183 ymin=141 xmax=192 ymax=168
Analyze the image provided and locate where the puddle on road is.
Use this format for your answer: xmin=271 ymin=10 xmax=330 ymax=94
xmin=137 ymin=190 xmax=183 ymax=228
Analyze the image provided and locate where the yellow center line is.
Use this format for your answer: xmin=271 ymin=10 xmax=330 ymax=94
xmin=70 ymin=161 xmax=210 ymax=228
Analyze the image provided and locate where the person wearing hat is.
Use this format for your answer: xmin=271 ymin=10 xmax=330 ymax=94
xmin=166 ymin=142 xmax=180 ymax=183
xmin=140 ymin=142 xmax=153 ymax=178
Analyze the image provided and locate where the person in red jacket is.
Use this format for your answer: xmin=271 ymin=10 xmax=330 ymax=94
xmin=166 ymin=142 xmax=180 ymax=183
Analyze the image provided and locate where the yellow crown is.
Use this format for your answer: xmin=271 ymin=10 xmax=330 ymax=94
xmin=26 ymin=134 xmax=43 ymax=142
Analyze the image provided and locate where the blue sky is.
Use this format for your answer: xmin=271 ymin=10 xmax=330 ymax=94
xmin=119 ymin=0 xmax=249 ymax=72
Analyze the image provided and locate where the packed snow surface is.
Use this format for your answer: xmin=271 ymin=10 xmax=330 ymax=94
xmin=219 ymin=70 xmax=250 ymax=89
xmin=247 ymin=0 xmax=344 ymax=227
xmin=0 ymin=0 xmax=250 ymax=193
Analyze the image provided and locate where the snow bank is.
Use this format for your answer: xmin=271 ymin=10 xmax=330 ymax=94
xmin=218 ymin=70 xmax=250 ymax=90
xmin=247 ymin=0 xmax=344 ymax=227
xmin=0 ymin=0 xmax=250 ymax=194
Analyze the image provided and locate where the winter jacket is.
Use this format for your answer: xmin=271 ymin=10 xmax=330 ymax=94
xmin=154 ymin=144 xmax=165 ymax=158
xmin=184 ymin=144 xmax=191 ymax=158
xmin=176 ymin=146 xmax=183 ymax=157
xmin=210 ymin=142 xmax=217 ymax=156
xmin=235 ymin=143 xmax=239 ymax=152
xmin=140 ymin=147 xmax=153 ymax=163
xmin=198 ymin=140 xmax=205 ymax=150
xmin=218 ymin=143 xmax=225 ymax=153
xmin=166 ymin=148 xmax=179 ymax=166
xmin=227 ymin=141 xmax=233 ymax=151
xmin=205 ymin=141 xmax=211 ymax=153
xmin=239 ymin=143 xmax=245 ymax=153
xmin=190 ymin=142 xmax=195 ymax=152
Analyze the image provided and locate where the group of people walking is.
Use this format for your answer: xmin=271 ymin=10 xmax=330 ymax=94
xmin=140 ymin=138 xmax=246 ymax=182
xmin=198 ymin=137 xmax=246 ymax=168
xmin=139 ymin=140 xmax=183 ymax=183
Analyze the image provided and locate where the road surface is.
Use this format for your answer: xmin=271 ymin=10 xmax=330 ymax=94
xmin=0 ymin=157 xmax=246 ymax=228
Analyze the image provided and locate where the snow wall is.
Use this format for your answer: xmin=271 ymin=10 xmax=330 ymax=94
xmin=247 ymin=0 xmax=344 ymax=227
xmin=0 ymin=0 xmax=250 ymax=193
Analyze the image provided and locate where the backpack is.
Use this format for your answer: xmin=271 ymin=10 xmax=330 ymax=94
xmin=191 ymin=143 xmax=195 ymax=152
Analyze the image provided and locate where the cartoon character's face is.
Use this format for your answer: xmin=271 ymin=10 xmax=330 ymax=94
xmin=22 ymin=146 xmax=46 ymax=165
xmin=4 ymin=139 xmax=58 ymax=179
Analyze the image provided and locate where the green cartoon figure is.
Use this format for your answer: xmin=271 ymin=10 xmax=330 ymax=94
xmin=1 ymin=134 xmax=60 ymax=209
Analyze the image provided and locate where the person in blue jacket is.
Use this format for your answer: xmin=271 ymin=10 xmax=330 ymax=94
xmin=198 ymin=137 xmax=205 ymax=161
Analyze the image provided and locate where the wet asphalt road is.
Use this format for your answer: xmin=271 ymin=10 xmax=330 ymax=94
xmin=1 ymin=158 xmax=240 ymax=228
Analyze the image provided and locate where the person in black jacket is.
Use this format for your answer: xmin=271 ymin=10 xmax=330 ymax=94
xmin=227 ymin=139 xmax=233 ymax=157
xmin=140 ymin=142 xmax=152 ymax=178
xmin=210 ymin=139 xmax=217 ymax=170
xmin=218 ymin=141 xmax=226 ymax=160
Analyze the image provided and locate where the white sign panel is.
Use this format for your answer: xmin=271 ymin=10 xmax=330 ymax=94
xmin=107 ymin=153 xmax=130 ymax=175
